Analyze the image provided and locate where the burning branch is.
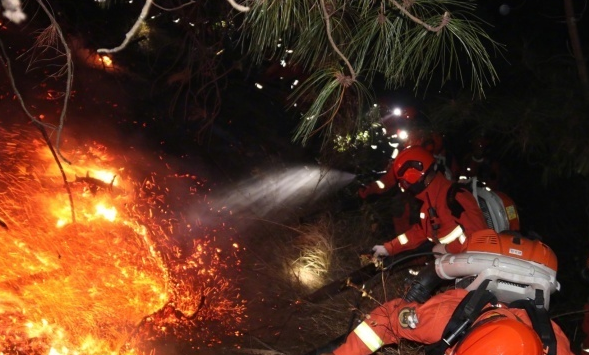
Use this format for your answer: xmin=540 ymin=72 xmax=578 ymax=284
xmin=74 ymin=172 xmax=117 ymax=195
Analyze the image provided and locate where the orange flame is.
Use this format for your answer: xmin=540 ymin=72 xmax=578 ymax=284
xmin=0 ymin=123 xmax=245 ymax=354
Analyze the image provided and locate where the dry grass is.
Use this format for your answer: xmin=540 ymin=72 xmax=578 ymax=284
xmin=287 ymin=222 xmax=335 ymax=291
xmin=236 ymin=200 xmax=428 ymax=355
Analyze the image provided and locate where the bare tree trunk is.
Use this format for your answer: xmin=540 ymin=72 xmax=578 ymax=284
xmin=564 ymin=0 xmax=589 ymax=101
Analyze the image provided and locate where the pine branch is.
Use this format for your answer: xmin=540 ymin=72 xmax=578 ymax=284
xmin=320 ymin=0 xmax=356 ymax=83
xmin=239 ymin=0 xmax=501 ymax=145
xmin=390 ymin=0 xmax=450 ymax=33
xmin=97 ymin=0 xmax=153 ymax=54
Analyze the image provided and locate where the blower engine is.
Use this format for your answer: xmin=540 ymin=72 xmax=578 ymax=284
xmin=459 ymin=177 xmax=520 ymax=232
xmin=405 ymin=229 xmax=560 ymax=309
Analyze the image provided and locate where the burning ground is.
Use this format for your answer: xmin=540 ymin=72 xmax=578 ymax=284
xmin=0 ymin=122 xmax=245 ymax=354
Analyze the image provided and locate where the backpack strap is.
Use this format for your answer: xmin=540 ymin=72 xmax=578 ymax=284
xmin=446 ymin=182 xmax=466 ymax=219
xmin=426 ymin=279 xmax=496 ymax=355
xmin=509 ymin=290 xmax=557 ymax=355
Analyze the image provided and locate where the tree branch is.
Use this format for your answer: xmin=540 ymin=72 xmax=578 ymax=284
xmin=36 ymin=0 xmax=73 ymax=165
xmin=319 ymin=0 xmax=356 ymax=84
xmin=152 ymin=0 xmax=195 ymax=12
xmin=390 ymin=0 xmax=450 ymax=33
xmin=0 ymin=37 xmax=76 ymax=224
xmin=97 ymin=0 xmax=152 ymax=54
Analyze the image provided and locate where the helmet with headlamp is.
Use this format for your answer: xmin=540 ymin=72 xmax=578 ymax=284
xmin=392 ymin=146 xmax=437 ymax=194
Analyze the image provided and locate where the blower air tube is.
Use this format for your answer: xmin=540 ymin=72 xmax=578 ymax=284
xmin=403 ymin=263 xmax=444 ymax=303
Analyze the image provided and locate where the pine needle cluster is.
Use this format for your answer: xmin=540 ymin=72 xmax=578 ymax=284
xmin=237 ymin=0 xmax=501 ymax=145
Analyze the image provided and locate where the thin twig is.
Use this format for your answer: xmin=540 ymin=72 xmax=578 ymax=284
xmin=551 ymin=308 xmax=589 ymax=319
xmin=310 ymin=86 xmax=345 ymax=137
xmin=0 ymin=43 xmax=54 ymax=131
xmin=97 ymin=0 xmax=152 ymax=54
xmin=390 ymin=0 xmax=450 ymax=33
xmin=347 ymin=278 xmax=383 ymax=305
xmin=319 ymin=0 xmax=356 ymax=82
xmin=152 ymin=0 xmax=195 ymax=11
xmin=0 ymin=38 xmax=76 ymax=224
xmin=36 ymin=0 xmax=74 ymax=165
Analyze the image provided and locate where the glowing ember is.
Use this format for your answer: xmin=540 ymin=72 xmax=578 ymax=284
xmin=100 ymin=56 xmax=113 ymax=68
xmin=0 ymin=123 xmax=245 ymax=354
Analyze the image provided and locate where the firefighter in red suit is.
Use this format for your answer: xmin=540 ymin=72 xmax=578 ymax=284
xmin=358 ymin=131 xmax=460 ymax=236
xmin=371 ymin=146 xmax=488 ymax=258
xmin=358 ymin=128 xmax=440 ymax=199
xmin=358 ymin=131 xmax=460 ymax=199
xmin=319 ymin=288 xmax=574 ymax=355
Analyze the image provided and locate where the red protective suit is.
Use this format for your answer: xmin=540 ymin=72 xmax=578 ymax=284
xmin=332 ymin=289 xmax=574 ymax=355
xmin=358 ymin=165 xmax=397 ymax=198
xmin=383 ymin=172 xmax=488 ymax=256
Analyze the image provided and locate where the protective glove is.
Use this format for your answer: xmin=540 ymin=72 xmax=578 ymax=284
xmin=432 ymin=243 xmax=447 ymax=257
xmin=372 ymin=245 xmax=389 ymax=258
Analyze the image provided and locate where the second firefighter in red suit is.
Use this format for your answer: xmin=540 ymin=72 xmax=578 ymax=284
xmin=371 ymin=146 xmax=488 ymax=258
xmin=322 ymin=288 xmax=573 ymax=355
xmin=358 ymin=130 xmax=461 ymax=236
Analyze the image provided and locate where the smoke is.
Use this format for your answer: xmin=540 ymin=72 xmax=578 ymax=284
xmin=206 ymin=165 xmax=356 ymax=226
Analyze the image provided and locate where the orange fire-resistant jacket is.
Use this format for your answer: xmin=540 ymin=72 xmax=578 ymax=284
xmin=383 ymin=172 xmax=488 ymax=256
xmin=332 ymin=289 xmax=574 ymax=355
